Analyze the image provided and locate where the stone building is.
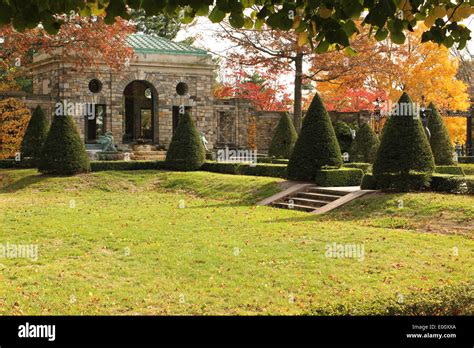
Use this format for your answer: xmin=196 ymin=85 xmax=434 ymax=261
xmin=23 ymin=33 xmax=216 ymax=150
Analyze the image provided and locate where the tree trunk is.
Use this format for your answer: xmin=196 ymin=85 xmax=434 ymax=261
xmin=293 ymin=53 xmax=303 ymax=132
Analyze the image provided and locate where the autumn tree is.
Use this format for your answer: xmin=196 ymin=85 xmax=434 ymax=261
xmin=0 ymin=98 xmax=31 ymax=160
xmin=0 ymin=14 xmax=135 ymax=74
xmin=214 ymin=70 xmax=292 ymax=111
xmin=317 ymin=25 xmax=470 ymax=115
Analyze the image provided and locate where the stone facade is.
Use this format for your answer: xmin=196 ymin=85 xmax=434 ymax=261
xmin=25 ymin=46 xmax=216 ymax=150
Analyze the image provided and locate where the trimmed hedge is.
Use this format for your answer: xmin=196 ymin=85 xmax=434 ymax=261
xmin=362 ymin=172 xmax=474 ymax=194
xmin=268 ymin=112 xmax=298 ymax=159
xmin=431 ymin=174 xmax=473 ymax=194
xmin=38 ymin=114 xmax=90 ymax=175
xmin=314 ymin=168 xmax=364 ymax=187
xmin=21 ymin=105 xmax=49 ymax=161
xmin=350 ymin=122 xmax=379 ymax=163
xmin=201 ymin=161 xmax=287 ymax=178
xmin=310 ymin=283 xmax=473 ymax=315
xmin=373 ymin=92 xmax=435 ymax=189
xmin=460 ymin=164 xmax=474 ymax=175
xmin=343 ymin=162 xmax=371 ymax=173
xmin=362 ymin=172 xmax=431 ymax=192
xmin=0 ymin=158 xmax=36 ymax=168
xmin=165 ymin=112 xmax=206 ymax=171
xmin=287 ymin=93 xmax=342 ymax=181
xmin=459 ymin=156 xmax=474 ymax=164
xmin=427 ymin=102 xmax=455 ymax=165
xmin=258 ymin=157 xmax=289 ymax=164
xmin=90 ymin=160 xmax=166 ymax=172
xmin=434 ymin=165 xmax=465 ymax=176
xmin=333 ymin=120 xmax=353 ymax=153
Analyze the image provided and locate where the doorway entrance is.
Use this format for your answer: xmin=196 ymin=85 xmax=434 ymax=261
xmin=123 ymin=81 xmax=157 ymax=143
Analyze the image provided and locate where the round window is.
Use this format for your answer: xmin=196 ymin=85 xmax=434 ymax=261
xmin=88 ymin=79 xmax=102 ymax=93
xmin=176 ymin=82 xmax=188 ymax=96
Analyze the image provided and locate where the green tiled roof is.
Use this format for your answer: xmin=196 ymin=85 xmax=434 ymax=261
xmin=127 ymin=33 xmax=208 ymax=56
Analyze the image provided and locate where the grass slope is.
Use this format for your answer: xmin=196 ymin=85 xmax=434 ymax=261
xmin=0 ymin=169 xmax=472 ymax=315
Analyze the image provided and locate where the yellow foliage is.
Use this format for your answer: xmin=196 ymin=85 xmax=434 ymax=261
xmin=444 ymin=117 xmax=467 ymax=144
xmin=0 ymin=98 xmax=31 ymax=159
xmin=317 ymin=26 xmax=470 ymax=112
xmin=247 ymin=116 xmax=257 ymax=150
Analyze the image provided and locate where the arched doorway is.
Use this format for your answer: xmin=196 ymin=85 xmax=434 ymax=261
xmin=123 ymin=80 xmax=158 ymax=143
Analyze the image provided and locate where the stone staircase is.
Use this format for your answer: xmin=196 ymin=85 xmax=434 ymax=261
xmin=258 ymin=183 xmax=374 ymax=214
xmin=272 ymin=186 xmax=350 ymax=212
xmin=131 ymin=144 xmax=166 ymax=161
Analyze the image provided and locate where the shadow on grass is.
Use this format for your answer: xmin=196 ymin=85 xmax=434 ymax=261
xmin=0 ymin=172 xmax=50 ymax=193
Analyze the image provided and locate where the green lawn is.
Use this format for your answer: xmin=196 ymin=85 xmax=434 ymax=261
xmin=0 ymin=169 xmax=472 ymax=315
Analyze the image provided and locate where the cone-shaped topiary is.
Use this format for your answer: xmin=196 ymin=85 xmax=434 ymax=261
xmin=427 ymin=102 xmax=455 ymax=165
xmin=165 ymin=112 xmax=206 ymax=171
xmin=287 ymin=93 xmax=342 ymax=181
xmin=268 ymin=112 xmax=298 ymax=159
xmin=21 ymin=105 xmax=49 ymax=161
xmin=334 ymin=121 xmax=353 ymax=154
xmin=373 ymin=92 xmax=435 ymax=189
xmin=38 ymin=115 xmax=90 ymax=175
xmin=350 ymin=122 xmax=380 ymax=163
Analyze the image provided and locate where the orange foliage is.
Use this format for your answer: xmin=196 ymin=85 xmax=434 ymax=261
xmin=444 ymin=117 xmax=467 ymax=144
xmin=0 ymin=98 xmax=31 ymax=159
xmin=247 ymin=116 xmax=257 ymax=150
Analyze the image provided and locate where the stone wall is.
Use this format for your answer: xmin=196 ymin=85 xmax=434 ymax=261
xmin=26 ymin=51 xmax=216 ymax=149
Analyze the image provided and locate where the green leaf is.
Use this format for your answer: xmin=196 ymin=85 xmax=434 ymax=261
xmin=315 ymin=39 xmax=329 ymax=53
xmin=390 ymin=30 xmax=406 ymax=44
xmin=375 ymin=27 xmax=389 ymax=41
xmin=209 ymin=6 xmax=225 ymax=23
xmin=229 ymin=12 xmax=245 ymax=28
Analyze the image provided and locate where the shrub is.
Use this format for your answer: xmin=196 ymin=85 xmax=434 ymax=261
xmin=258 ymin=158 xmax=289 ymax=165
xmin=459 ymin=164 xmax=474 ymax=175
xmin=427 ymin=102 xmax=455 ymax=165
xmin=373 ymin=92 xmax=435 ymax=190
xmin=21 ymin=105 xmax=49 ymax=161
xmin=430 ymin=174 xmax=473 ymax=194
xmin=165 ymin=112 xmax=206 ymax=171
xmin=434 ymin=165 xmax=465 ymax=176
xmin=314 ymin=168 xmax=364 ymax=187
xmin=200 ymin=162 xmax=241 ymax=175
xmin=310 ymin=283 xmax=473 ymax=315
xmin=287 ymin=93 xmax=342 ymax=181
xmin=0 ymin=98 xmax=31 ymax=160
xmin=333 ymin=121 xmax=353 ymax=153
xmin=361 ymin=173 xmax=376 ymax=190
xmin=458 ymin=156 xmax=474 ymax=164
xmin=38 ymin=115 xmax=90 ymax=175
xmin=201 ymin=161 xmax=287 ymax=178
xmin=91 ymin=160 xmax=166 ymax=172
xmin=0 ymin=158 xmax=36 ymax=168
xmin=343 ymin=162 xmax=372 ymax=173
xmin=350 ymin=122 xmax=379 ymax=163
xmin=372 ymin=172 xmax=431 ymax=192
xmin=239 ymin=163 xmax=287 ymax=178
xmin=268 ymin=112 xmax=298 ymax=159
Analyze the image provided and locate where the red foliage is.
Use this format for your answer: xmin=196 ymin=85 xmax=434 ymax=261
xmin=0 ymin=14 xmax=135 ymax=71
xmin=214 ymin=70 xmax=292 ymax=112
